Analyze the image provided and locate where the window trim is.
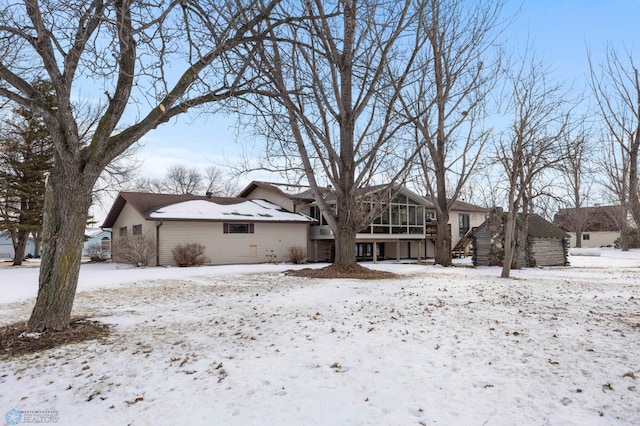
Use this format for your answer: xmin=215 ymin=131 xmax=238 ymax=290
xmin=458 ymin=213 xmax=470 ymax=237
xmin=223 ymin=223 xmax=255 ymax=234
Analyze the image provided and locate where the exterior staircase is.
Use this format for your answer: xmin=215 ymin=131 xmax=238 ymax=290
xmin=452 ymin=228 xmax=475 ymax=258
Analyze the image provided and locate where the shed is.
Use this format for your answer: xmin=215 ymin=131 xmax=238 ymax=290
xmin=473 ymin=209 xmax=570 ymax=267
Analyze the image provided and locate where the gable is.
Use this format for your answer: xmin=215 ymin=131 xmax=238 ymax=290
xmin=103 ymin=192 xmax=314 ymax=229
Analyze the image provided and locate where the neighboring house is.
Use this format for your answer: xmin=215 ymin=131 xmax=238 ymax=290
xmin=102 ymin=192 xmax=315 ymax=266
xmin=554 ymin=205 xmax=633 ymax=248
xmin=83 ymin=228 xmax=112 ymax=258
xmin=239 ymin=181 xmax=487 ymax=262
xmin=0 ymin=231 xmax=36 ymax=260
xmin=473 ymin=208 xmax=570 ymax=267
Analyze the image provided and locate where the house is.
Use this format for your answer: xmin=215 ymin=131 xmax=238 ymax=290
xmin=0 ymin=231 xmax=36 ymax=260
xmin=473 ymin=208 xmax=570 ymax=267
xmin=83 ymin=228 xmax=112 ymax=259
xmin=553 ymin=205 xmax=633 ymax=248
xmin=102 ymin=192 xmax=315 ymax=266
xmin=239 ymin=181 xmax=487 ymax=262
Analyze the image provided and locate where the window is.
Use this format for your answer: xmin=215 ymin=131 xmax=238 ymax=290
xmin=119 ymin=226 xmax=127 ymax=237
xmin=458 ymin=214 xmax=470 ymax=237
xmin=224 ymin=223 xmax=254 ymax=233
xmin=310 ymin=206 xmax=320 ymax=223
xmin=416 ymin=206 xmax=424 ymax=225
xmin=100 ymin=237 xmax=111 ymax=252
xmin=583 ymin=233 xmax=590 ymax=241
xmin=309 ymin=205 xmax=331 ymax=226
xmin=132 ymin=224 xmax=142 ymax=235
xmin=391 ymin=205 xmax=401 ymax=225
xmin=355 ymin=243 xmax=383 ymax=259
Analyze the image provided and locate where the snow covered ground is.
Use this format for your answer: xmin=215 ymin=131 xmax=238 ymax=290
xmin=1 ymin=248 xmax=639 ymax=425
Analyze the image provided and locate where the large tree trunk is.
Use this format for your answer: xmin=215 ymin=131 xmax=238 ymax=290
xmin=331 ymin=173 xmax=358 ymax=266
xmin=501 ymin=211 xmax=517 ymax=278
xmin=12 ymin=229 xmax=29 ymax=266
xmin=620 ymin=221 xmax=630 ymax=251
xmin=334 ymin=224 xmax=357 ymax=266
xmin=512 ymin=214 xmax=529 ymax=269
xmin=434 ymin=210 xmax=452 ymax=266
xmin=27 ymin=167 xmax=96 ymax=331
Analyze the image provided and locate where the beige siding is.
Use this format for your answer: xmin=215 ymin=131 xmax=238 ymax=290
xmin=568 ymin=231 xmax=619 ymax=248
xmin=157 ymin=221 xmax=309 ymax=265
xmin=244 ymin=188 xmax=295 ymax=212
xmin=449 ymin=210 xmax=486 ymax=247
xmin=111 ymin=203 xmax=156 ymax=263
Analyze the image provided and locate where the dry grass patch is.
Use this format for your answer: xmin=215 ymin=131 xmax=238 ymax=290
xmin=0 ymin=318 xmax=110 ymax=357
xmin=286 ymin=263 xmax=398 ymax=279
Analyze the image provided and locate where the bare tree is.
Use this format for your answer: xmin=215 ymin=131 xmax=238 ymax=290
xmin=133 ymin=163 xmax=237 ymax=196
xmin=244 ymin=0 xmax=428 ymax=267
xmin=0 ymin=0 xmax=283 ymax=331
xmin=461 ymin=162 xmax=506 ymax=209
xmin=495 ymin=54 xmax=571 ymax=278
xmin=398 ymin=0 xmax=504 ymax=266
xmin=598 ymin=133 xmax=633 ymax=250
xmin=589 ymin=45 xmax=640 ymax=248
xmin=203 ymin=165 xmax=240 ymax=196
xmin=554 ymin=125 xmax=597 ymax=247
xmin=165 ymin=164 xmax=203 ymax=194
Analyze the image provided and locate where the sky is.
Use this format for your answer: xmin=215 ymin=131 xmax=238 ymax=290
xmin=79 ymin=0 xmax=640 ymax=231
xmin=129 ymin=1 xmax=640 ymax=186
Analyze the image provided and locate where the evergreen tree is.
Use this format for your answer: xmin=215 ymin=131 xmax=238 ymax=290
xmin=0 ymin=80 xmax=56 ymax=265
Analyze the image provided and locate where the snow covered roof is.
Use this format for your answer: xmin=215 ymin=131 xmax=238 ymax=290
xmin=148 ymin=199 xmax=314 ymax=222
xmin=85 ymin=228 xmax=111 ymax=238
xmin=102 ymin=192 xmax=314 ymax=227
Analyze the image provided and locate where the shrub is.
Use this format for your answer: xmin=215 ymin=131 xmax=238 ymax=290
xmin=85 ymin=242 xmax=110 ymax=262
xmin=172 ymin=242 xmax=209 ymax=267
xmin=113 ymin=235 xmax=155 ymax=266
xmin=614 ymin=228 xmax=640 ymax=249
xmin=287 ymin=246 xmax=307 ymax=264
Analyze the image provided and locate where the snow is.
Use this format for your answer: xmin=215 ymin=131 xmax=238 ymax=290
xmin=1 ymin=249 xmax=639 ymax=425
xmin=148 ymin=199 xmax=313 ymax=222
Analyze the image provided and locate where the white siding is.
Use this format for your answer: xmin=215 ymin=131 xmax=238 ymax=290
xmin=157 ymin=221 xmax=309 ymax=265
xmin=244 ymin=188 xmax=295 ymax=212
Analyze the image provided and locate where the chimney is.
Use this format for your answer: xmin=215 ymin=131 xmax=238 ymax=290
xmin=205 ymin=192 xmax=213 ymax=198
